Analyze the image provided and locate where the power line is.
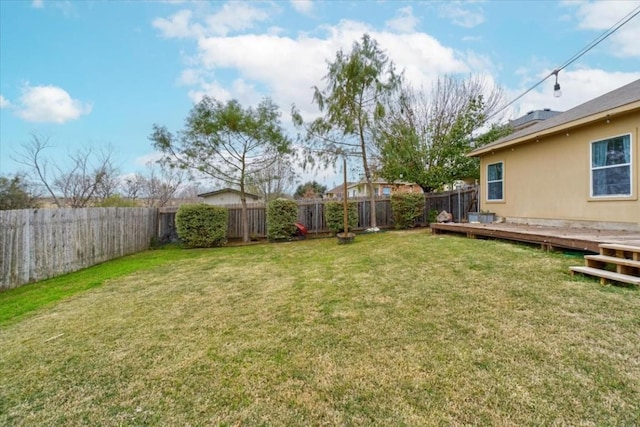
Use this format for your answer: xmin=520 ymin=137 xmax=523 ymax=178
xmin=487 ymin=4 xmax=640 ymax=122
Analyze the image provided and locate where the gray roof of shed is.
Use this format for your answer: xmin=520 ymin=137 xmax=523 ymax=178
xmin=198 ymin=188 xmax=260 ymax=199
xmin=469 ymin=78 xmax=640 ymax=156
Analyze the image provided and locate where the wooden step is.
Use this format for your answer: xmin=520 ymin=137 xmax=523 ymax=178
xmin=584 ymin=255 xmax=640 ymax=268
xmin=570 ymin=266 xmax=640 ymax=286
xmin=584 ymin=255 xmax=640 ymax=275
xmin=598 ymin=243 xmax=640 ymax=260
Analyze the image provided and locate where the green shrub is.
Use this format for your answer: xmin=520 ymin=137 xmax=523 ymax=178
xmin=428 ymin=208 xmax=439 ymax=225
xmin=391 ymin=193 xmax=425 ymax=229
xmin=325 ymin=200 xmax=358 ymax=234
xmin=267 ymin=199 xmax=298 ymax=241
xmin=175 ymin=204 xmax=228 ymax=248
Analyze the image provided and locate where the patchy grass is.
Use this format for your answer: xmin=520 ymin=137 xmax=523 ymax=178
xmin=1 ymin=231 xmax=639 ymax=426
xmin=0 ymin=244 xmax=201 ymax=327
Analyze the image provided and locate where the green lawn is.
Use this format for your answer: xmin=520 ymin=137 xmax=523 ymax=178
xmin=1 ymin=230 xmax=639 ymax=426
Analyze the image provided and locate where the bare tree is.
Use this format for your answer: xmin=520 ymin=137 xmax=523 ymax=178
xmin=12 ymin=134 xmax=62 ymax=207
xmin=246 ymin=156 xmax=297 ymax=202
xmin=176 ymin=182 xmax=204 ymax=200
xmin=140 ymin=162 xmax=185 ymax=208
xmin=123 ymin=173 xmax=146 ymax=201
xmin=94 ymin=154 xmax=121 ymax=203
xmin=13 ymin=134 xmax=119 ymax=208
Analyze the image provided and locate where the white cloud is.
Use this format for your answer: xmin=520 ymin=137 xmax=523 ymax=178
xmin=507 ymin=68 xmax=640 ymax=120
xmin=153 ymin=10 xmax=203 ymax=39
xmin=186 ymin=21 xmax=469 ymax=117
xmin=0 ymin=95 xmax=10 ymax=108
xmin=154 ymin=4 xmax=272 ymax=39
xmin=15 ymin=84 xmax=92 ymax=123
xmin=290 ymin=0 xmax=313 ymax=15
xmin=439 ymin=2 xmax=485 ymax=28
xmin=385 ymin=6 xmax=419 ymax=33
xmin=565 ymin=0 xmax=640 ymax=57
xmin=32 ymin=0 xmax=44 ymax=8
xmin=134 ymin=152 xmax=164 ymax=167
xmin=204 ymin=2 xmax=271 ymax=36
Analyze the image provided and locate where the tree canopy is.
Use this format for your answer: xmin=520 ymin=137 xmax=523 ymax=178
xmin=150 ymin=96 xmax=292 ymax=242
xmin=0 ymin=174 xmax=39 ymax=210
xmin=293 ymin=34 xmax=402 ymax=228
xmin=376 ymin=76 xmax=507 ymax=193
xmin=294 ymin=181 xmax=327 ymax=199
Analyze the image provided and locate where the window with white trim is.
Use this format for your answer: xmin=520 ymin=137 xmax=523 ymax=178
xmin=487 ymin=162 xmax=503 ymax=201
xmin=591 ymin=134 xmax=631 ymax=197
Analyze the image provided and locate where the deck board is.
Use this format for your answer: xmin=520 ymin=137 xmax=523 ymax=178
xmin=430 ymin=222 xmax=640 ymax=253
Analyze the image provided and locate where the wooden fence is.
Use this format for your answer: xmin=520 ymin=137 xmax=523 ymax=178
xmin=0 ymin=207 xmax=157 ymax=290
xmin=158 ymin=186 xmax=478 ymax=240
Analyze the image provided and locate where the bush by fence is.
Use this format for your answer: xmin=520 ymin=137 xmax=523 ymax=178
xmin=175 ymin=204 xmax=228 ymax=248
xmin=0 ymin=207 xmax=157 ymax=290
xmin=325 ymin=201 xmax=358 ymax=233
xmin=267 ymin=199 xmax=298 ymax=241
xmin=391 ymin=193 xmax=425 ymax=229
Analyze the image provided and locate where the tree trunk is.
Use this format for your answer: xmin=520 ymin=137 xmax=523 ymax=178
xmin=361 ymin=143 xmax=377 ymax=229
xmin=240 ymin=191 xmax=249 ymax=243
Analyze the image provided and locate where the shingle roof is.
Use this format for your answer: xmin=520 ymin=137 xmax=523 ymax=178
xmin=469 ymin=78 xmax=640 ymax=156
xmin=198 ymin=188 xmax=260 ymax=199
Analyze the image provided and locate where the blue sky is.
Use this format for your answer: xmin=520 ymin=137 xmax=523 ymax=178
xmin=1 ymin=0 xmax=639 ymax=188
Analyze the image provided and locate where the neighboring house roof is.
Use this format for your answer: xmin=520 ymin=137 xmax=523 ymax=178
xmin=325 ymin=183 xmax=355 ymax=195
xmin=197 ymin=188 xmax=261 ymax=199
xmin=469 ymin=78 xmax=640 ymax=157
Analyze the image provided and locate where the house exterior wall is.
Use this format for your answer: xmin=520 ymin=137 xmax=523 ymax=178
xmin=347 ymin=182 xmax=423 ymax=198
xmin=202 ymin=193 xmax=258 ymax=205
xmin=479 ymin=110 xmax=639 ymax=229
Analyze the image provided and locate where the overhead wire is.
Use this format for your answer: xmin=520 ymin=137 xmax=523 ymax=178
xmin=487 ymin=4 xmax=640 ymax=122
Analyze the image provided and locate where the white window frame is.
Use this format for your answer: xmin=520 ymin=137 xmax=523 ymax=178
xmin=589 ymin=133 xmax=632 ymax=198
xmin=487 ymin=161 xmax=504 ymax=201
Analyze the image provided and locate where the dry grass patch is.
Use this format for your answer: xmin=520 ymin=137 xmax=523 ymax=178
xmin=1 ymin=231 xmax=639 ymax=426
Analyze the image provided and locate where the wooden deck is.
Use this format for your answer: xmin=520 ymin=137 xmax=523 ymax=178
xmin=430 ymin=222 xmax=640 ymax=253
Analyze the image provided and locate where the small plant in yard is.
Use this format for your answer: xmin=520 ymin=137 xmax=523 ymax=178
xmin=175 ymin=203 xmax=228 ymax=248
xmin=325 ymin=200 xmax=358 ymax=234
xmin=267 ymin=198 xmax=298 ymax=241
xmin=390 ymin=192 xmax=425 ymax=229
xmin=428 ymin=208 xmax=439 ymax=225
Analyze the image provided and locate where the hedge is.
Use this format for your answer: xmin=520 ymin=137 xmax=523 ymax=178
xmin=175 ymin=204 xmax=228 ymax=248
xmin=391 ymin=193 xmax=425 ymax=229
xmin=325 ymin=200 xmax=358 ymax=234
xmin=267 ymin=199 xmax=299 ymax=241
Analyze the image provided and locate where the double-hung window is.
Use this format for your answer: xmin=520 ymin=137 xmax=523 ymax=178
xmin=591 ymin=134 xmax=631 ymax=197
xmin=487 ymin=162 xmax=503 ymax=201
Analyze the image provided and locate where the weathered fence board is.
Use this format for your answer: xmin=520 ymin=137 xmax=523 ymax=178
xmin=0 ymin=207 xmax=157 ymax=290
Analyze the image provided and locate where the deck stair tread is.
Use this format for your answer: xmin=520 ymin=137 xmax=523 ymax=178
xmin=584 ymin=254 xmax=640 ymax=268
xmin=570 ymin=266 xmax=640 ymax=285
xmin=598 ymin=243 xmax=640 ymax=252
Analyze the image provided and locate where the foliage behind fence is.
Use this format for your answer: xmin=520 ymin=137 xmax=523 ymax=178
xmin=0 ymin=207 xmax=157 ymax=290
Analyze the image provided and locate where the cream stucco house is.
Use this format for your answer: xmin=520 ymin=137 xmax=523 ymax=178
xmin=468 ymin=79 xmax=640 ymax=231
xmin=198 ymin=188 xmax=261 ymax=206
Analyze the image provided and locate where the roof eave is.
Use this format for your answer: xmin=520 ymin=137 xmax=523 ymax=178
xmin=468 ymin=100 xmax=640 ymax=157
